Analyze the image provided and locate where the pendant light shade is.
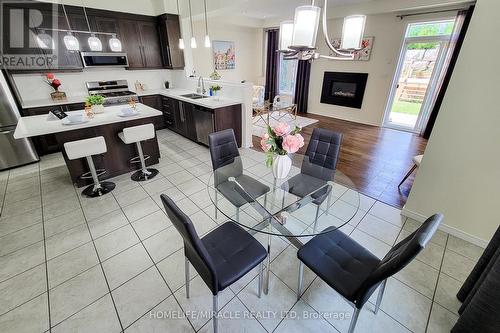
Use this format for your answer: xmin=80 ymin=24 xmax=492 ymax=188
xmin=109 ymin=34 xmax=122 ymax=52
xmin=88 ymin=34 xmax=102 ymax=51
xmin=204 ymin=35 xmax=211 ymax=48
xmin=191 ymin=36 xmax=197 ymax=49
xmin=63 ymin=32 xmax=79 ymax=51
xmin=341 ymin=15 xmax=366 ymax=50
xmin=179 ymin=38 xmax=185 ymax=49
xmin=279 ymin=20 xmax=294 ymax=51
xmin=188 ymin=0 xmax=196 ymax=49
xmin=36 ymin=30 xmax=54 ymax=49
xmin=291 ymin=5 xmax=320 ymax=48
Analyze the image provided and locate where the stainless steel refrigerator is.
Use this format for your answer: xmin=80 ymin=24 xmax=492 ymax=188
xmin=0 ymin=70 xmax=39 ymax=170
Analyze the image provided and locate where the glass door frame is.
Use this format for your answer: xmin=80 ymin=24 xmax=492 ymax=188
xmin=383 ymin=32 xmax=452 ymax=133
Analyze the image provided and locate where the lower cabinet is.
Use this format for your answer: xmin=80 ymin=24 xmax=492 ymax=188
xmin=139 ymin=95 xmax=166 ymax=130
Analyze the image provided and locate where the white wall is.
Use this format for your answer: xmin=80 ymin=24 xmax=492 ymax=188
xmin=404 ymin=0 xmax=498 ymax=247
xmin=307 ymin=13 xmax=406 ymax=126
xmin=12 ymin=69 xmax=174 ymax=101
xmin=183 ymin=19 xmax=263 ymax=84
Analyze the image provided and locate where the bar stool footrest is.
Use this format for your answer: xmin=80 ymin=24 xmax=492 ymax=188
xmin=82 ymin=181 xmax=116 ymax=198
xmin=81 ymin=169 xmax=106 ymax=180
xmin=131 ymin=168 xmax=159 ymax=182
xmin=129 ymin=155 xmax=151 ymax=164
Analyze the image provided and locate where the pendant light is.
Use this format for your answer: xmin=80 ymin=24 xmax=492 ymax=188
xmin=62 ymin=5 xmax=79 ymax=51
xmin=82 ymin=6 xmax=102 ymax=51
xmin=109 ymin=34 xmax=122 ymax=52
xmin=188 ymin=0 xmax=197 ymax=48
xmin=176 ymin=0 xmax=185 ymax=50
xmin=36 ymin=29 xmax=54 ymax=49
xmin=278 ymin=21 xmax=294 ymax=51
xmin=203 ymin=0 xmax=211 ymax=48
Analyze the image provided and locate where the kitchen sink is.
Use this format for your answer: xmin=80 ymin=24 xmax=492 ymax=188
xmin=180 ymin=93 xmax=209 ymax=99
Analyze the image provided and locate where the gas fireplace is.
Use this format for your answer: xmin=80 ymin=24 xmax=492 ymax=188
xmin=320 ymin=72 xmax=368 ymax=109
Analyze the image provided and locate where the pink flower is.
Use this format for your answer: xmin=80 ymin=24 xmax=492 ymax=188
xmin=260 ymin=133 xmax=271 ymax=152
xmin=282 ymin=134 xmax=305 ymax=154
xmin=273 ymin=122 xmax=290 ymax=137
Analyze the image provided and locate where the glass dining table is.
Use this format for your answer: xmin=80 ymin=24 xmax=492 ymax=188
xmin=208 ymin=154 xmax=360 ymax=294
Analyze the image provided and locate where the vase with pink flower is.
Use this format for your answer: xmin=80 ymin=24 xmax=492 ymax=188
xmin=260 ymin=122 xmax=305 ymax=179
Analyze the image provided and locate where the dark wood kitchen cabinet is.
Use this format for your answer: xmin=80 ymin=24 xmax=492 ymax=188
xmin=93 ymin=16 xmax=121 ymax=53
xmin=139 ymin=95 xmax=165 ymax=130
xmin=119 ymin=19 xmax=163 ymax=69
xmin=158 ymin=14 xmax=185 ymax=69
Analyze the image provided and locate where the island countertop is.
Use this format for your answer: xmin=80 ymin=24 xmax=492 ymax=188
xmin=14 ymin=103 xmax=162 ymax=139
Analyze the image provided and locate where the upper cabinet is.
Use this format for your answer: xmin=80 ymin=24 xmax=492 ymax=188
xmin=7 ymin=2 xmax=184 ymax=71
xmin=158 ymin=14 xmax=185 ymax=69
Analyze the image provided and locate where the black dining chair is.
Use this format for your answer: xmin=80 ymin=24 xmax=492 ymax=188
xmin=208 ymin=129 xmax=270 ymax=221
xmin=283 ymin=128 xmax=343 ymax=232
xmin=296 ymin=213 xmax=443 ymax=333
xmin=161 ymin=194 xmax=268 ymax=333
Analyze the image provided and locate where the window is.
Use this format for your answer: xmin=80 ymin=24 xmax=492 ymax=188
xmin=407 ymin=20 xmax=455 ymax=38
xmin=278 ymin=54 xmax=298 ymax=97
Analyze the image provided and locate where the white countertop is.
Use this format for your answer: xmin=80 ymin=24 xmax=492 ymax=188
xmin=21 ymin=88 xmax=242 ymax=110
xmin=14 ymin=104 xmax=162 ymax=139
xmin=135 ymin=88 xmax=242 ymax=109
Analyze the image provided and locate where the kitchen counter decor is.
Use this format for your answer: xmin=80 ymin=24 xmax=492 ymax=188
xmin=45 ymin=73 xmax=67 ymax=101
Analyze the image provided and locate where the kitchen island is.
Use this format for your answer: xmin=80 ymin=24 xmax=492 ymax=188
xmin=14 ymin=104 xmax=162 ymax=187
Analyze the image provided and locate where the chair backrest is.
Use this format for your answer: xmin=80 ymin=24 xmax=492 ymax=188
xmin=301 ymin=128 xmax=343 ymax=181
xmin=160 ymin=194 xmax=219 ymax=294
xmin=354 ymin=213 xmax=444 ymax=307
xmin=208 ymin=129 xmax=243 ymax=187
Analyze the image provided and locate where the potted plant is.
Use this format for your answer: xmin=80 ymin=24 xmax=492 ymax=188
xmin=260 ymin=123 xmax=304 ymax=179
xmin=210 ymin=84 xmax=222 ymax=100
xmin=85 ymin=94 xmax=105 ymax=114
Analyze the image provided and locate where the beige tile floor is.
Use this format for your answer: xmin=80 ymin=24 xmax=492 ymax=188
xmin=0 ymin=129 xmax=483 ymax=333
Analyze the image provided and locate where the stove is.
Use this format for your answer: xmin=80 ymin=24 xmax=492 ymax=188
xmin=86 ymin=80 xmax=139 ymax=105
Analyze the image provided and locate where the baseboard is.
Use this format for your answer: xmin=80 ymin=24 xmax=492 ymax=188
xmin=401 ymin=206 xmax=488 ymax=248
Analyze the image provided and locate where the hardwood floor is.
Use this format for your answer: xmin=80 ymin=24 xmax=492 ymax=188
xmin=252 ymin=113 xmax=427 ymax=208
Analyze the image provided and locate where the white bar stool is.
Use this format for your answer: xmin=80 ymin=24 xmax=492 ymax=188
xmin=118 ymin=123 xmax=159 ymax=181
xmin=63 ymin=136 xmax=115 ymax=197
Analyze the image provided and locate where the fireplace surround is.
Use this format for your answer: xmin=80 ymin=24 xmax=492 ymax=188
xmin=320 ymin=72 xmax=368 ymax=109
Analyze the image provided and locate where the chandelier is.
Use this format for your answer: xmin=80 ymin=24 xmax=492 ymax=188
xmin=279 ymin=0 xmax=366 ymax=61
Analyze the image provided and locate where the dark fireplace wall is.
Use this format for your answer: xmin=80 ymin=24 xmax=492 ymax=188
xmin=320 ymin=72 xmax=368 ymax=109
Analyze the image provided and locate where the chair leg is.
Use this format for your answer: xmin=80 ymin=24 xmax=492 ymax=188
xmin=264 ymin=225 xmax=272 ymax=295
xmin=263 ymin=193 xmax=268 ymax=209
xmin=214 ymin=188 xmax=218 ymax=220
xmin=326 ymin=190 xmax=333 ymax=215
xmin=348 ymin=308 xmax=361 ymax=333
xmin=281 ymin=190 xmax=286 ymax=209
xmin=185 ymin=257 xmax=190 ymax=299
xmin=236 ymin=207 xmax=240 ymax=222
xmin=398 ymin=164 xmax=417 ymax=188
xmin=374 ymin=280 xmax=386 ymax=314
xmin=312 ymin=204 xmax=321 ymax=233
xmin=213 ymin=294 xmax=219 ymax=333
xmin=297 ymin=261 xmax=304 ymax=301
xmin=258 ymin=262 xmax=264 ymax=298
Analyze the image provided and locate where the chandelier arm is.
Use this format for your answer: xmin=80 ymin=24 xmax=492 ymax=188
xmin=322 ymin=0 xmax=354 ymax=58
xmin=318 ymin=54 xmax=354 ymax=61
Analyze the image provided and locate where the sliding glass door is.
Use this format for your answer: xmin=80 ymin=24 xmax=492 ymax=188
xmin=384 ymin=20 xmax=455 ymax=132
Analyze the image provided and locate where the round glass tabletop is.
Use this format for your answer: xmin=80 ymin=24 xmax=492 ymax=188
xmin=207 ymin=154 xmax=360 ymax=241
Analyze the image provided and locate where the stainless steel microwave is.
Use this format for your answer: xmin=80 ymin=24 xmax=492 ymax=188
xmin=81 ymin=52 xmax=129 ymax=68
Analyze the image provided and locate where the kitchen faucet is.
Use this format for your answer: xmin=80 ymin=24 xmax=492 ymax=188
xmin=196 ymin=76 xmax=206 ymax=95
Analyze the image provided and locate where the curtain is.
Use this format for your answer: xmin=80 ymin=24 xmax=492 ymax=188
xmin=294 ymin=60 xmax=312 ymax=114
xmin=421 ymin=6 xmax=475 ymax=138
xmin=264 ymin=29 xmax=280 ymax=102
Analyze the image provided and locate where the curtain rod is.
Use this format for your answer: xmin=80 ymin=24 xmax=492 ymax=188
xmin=396 ymin=7 xmax=467 ymax=19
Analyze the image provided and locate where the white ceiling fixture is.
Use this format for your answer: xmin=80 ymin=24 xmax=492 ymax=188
xmin=188 ymin=0 xmax=197 ymax=48
xmin=177 ymin=0 xmax=185 ymax=49
xmin=203 ymin=0 xmax=211 ymax=48
xmin=279 ymin=0 xmax=366 ymax=61
xmin=36 ymin=30 xmax=54 ymax=49
xmin=62 ymin=5 xmax=80 ymax=51
xmin=109 ymin=34 xmax=122 ymax=52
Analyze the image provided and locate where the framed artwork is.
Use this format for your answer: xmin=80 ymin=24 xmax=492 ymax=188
xmin=330 ymin=36 xmax=374 ymax=61
xmin=213 ymin=40 xmax=235 ymax=70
